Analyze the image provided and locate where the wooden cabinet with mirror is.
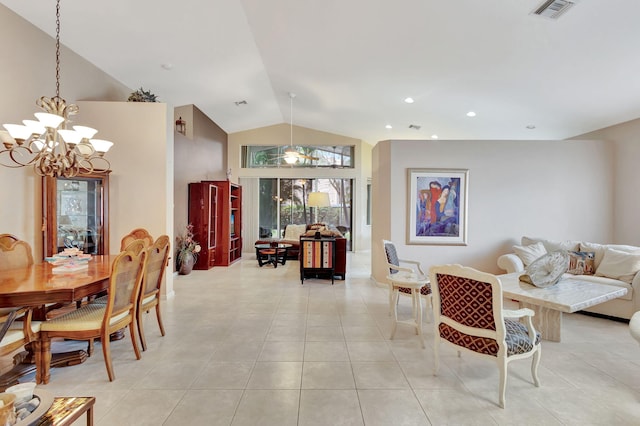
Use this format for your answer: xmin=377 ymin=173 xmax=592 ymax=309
xmin=42 ymin=171 xmax=110 ymax=258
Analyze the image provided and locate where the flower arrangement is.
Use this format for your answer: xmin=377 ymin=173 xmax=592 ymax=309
xmin=176 ymin=224 xmax=201 ymax=266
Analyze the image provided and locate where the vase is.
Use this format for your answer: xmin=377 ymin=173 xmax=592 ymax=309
xmin=178 ymin=252 xmax=195 ymax=275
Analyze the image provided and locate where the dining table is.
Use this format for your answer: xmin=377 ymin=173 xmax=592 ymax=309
xmin=0 ymin=255 xmax=116 ymax=385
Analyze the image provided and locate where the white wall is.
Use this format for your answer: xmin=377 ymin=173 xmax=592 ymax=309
xmin=371 ymin=139 xmax=614 ymax=283
xmin=572 ymin=118 xmax=640 ymax=244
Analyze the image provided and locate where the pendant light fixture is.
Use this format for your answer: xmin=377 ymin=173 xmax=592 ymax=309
xmin=284 ymin=92 xmax=299 ymax=164
xmin=0 ymin=0 xmax=113 ymax=177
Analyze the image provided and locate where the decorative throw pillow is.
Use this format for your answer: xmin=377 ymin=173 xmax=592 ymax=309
xmin=519 ymin=250 xmax=569 ymax=288
xmin=513 ymin=242 xmax=547 ymax=267
xmin=567 ymin=251 xmax=595 ymax=275
xmin=283 ymin=224 xmax=307 ymax=240
xmin=522 ymin=236 xmax=579 ymax=253
xmin=595 ymin=248 xmax=640 ymax=284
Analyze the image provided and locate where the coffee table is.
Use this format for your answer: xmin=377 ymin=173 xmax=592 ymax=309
xmin=255 ymin=243 xmax=292 ymax=268
xmin=499 ymin=273 xmax=628 ymax=342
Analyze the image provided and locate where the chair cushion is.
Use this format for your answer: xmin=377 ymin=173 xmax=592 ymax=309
xmin=398 ymin=285 xmax=432 ymax=296
xmin=0 ymin=321 xmax=41 ymax=347
xmin=439 ymin=319 xmax=540 ymax=357
xmin=41 ymin=304 xmax=106 ymax=332
xmin=504 ymin=319 xmax=541 ymax=355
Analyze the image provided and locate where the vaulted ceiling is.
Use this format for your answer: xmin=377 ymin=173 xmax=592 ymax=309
xmin=3 ymin=0 xmax=640 ymax=144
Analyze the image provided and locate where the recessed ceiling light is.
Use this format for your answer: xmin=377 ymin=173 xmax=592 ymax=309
xmin=466 ymin=111 xmax=476 ymax=117
xmin=404 ymin=97 xmax=414 ymax=104
xmin=431 ymin=134 xmax=439 ymax=139
xmin=160 ymin=63 xmax=173 ymax=70
xmin=526 ymin=125 xmax=536 ymax=129
xmin=385 ymin=124 xmax=392 ymax=129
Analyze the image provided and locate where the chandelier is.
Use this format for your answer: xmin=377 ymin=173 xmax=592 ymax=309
xmin=0 ymin=0 xmax=113 ymax=178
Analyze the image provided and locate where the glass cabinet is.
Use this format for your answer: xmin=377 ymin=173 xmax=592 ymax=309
xmin=43 ymin=171 xmax=110 ymax=258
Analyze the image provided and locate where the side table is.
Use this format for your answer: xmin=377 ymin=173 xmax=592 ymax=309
xmin=255 ymin=243 xmax=291 ymax=268
xmin=33 ymin=396 xmax=95 ymax=426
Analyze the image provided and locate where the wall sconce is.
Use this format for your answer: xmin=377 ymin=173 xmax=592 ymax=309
xmin=175 ymin=116 xmax=186 ymax=135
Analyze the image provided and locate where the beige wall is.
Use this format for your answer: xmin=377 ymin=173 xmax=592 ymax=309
xmin=173 ymin=104 xmax=228 ymax=254
xmin=0 ymin=5 xmax=130 ymax=257
xmin=228 ymin=124 xmax=371 ymax=251
xmin=572 ymin=118 xmax=640 ymax=244
xmin=77 ymin=101 xmax=174 ymax=297
xmin=371 ymin=139 xmax=614 ymax=283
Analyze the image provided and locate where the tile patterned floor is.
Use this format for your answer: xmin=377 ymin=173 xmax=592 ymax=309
xmin=8 ymin=252 xmax=640 ymax=425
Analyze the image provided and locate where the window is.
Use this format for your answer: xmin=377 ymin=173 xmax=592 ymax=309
xmin=242 ymin=145 xmax=355 ymax=168
xmin=258 ymin=178 xmax=353 ymax=250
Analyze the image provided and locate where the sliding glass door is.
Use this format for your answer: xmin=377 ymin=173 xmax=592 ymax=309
xmin=258 ymin=178 xmax=352 ymax=250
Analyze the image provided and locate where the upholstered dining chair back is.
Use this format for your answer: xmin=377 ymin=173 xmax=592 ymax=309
xmin=0 ymin=234 xmax=19 ymax=249
xmin=120 ymin=228 xmax=154 ymax=251
xmin=429 ymin=264 xmax=541 ymax=408
xmin=0 ymin=238 xmax=34 ymax=271
xmin=137 ymin=235 xmax=170 ymax=350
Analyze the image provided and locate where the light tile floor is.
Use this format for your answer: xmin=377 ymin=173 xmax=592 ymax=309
xmin=7 ymin=251 xmax=640 ymax=425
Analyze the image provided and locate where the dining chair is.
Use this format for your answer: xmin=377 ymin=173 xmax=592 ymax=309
xmin=429 ymin=264 xmax=542 ymax=408
xmin=120 ymin=228 xmax=154 ymax=251
xmin=0 ymin=238 xmax=41 ymax=378
xmin=630 ymin=311 xmax=640 ymax=345
xmin=137 ymin=235 xmax=170 ymax=351
xmin=0 ymin=234 xmax=19 ymax=250
xmin=39 ymin=244 xmax=147 ymax=383
xmin=382 ymin=240 xmax=432 ymax=346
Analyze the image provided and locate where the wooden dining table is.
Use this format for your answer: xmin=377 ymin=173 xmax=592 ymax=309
xmin=0 ymin=255 xmax=116 ymax=385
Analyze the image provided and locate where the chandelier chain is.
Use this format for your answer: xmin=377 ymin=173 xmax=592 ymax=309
xmin=55 ymin=0 xmax=61 ymax=99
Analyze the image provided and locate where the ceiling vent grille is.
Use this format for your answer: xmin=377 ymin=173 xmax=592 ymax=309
xmin=532 ymin=0 xmax=578 ymax=19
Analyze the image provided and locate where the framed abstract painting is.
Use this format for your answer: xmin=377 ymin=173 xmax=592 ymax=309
xmin=407 ymin=168 xmax=468 ymax=245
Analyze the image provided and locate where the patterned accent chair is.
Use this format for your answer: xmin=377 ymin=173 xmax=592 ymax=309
xmin=429 ymin=264 xmax=541 ymax=408
xmin=382 ymin=240 xmax=432 ymax=348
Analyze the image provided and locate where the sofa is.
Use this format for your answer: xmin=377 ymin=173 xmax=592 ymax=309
xmin=254 ymin=223 xmax=347 ymax=279
xmin=497 ymin=236 xmax=640 ymax=320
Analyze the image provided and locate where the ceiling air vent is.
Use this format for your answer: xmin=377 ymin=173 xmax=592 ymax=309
xmin=532 ymin=0 xmax=578 ymax=19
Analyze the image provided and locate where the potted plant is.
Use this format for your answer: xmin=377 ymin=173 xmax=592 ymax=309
xmin=175 ymin=224 xmax=201 ymax=275
xmin=127 ymin=87 xmax=159 ymax=102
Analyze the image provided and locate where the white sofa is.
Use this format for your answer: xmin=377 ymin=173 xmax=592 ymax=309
xmin=497 ymin=237 xmax=640 ymax=320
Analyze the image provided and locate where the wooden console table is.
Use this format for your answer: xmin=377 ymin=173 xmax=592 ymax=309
xmin=300 ymin=238 xmax=336 ymax=284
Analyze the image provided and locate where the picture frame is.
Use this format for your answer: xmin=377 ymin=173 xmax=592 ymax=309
xmin=407 ymin=168 xmax=468 ymax=245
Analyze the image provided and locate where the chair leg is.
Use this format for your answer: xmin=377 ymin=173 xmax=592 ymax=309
xmin=86 ymin=338 xmax=94 ymax=356
xmin=414 ymin=289 xmax=425 ymax=349
xmin=129 ymin=322 xmax=141 ymax=360
xmin=137 ymin=307 xmax=147 ymax=352
xmin=390 ymin=287 xmax=400 ymax=340
xmin=388 ymin=284 xmax=394 ymax=316
xmin=498 ymin=358 xmax=507 ymax=408
xmin=101 ymin=332 xmax=115 ymax=382
xmin=155 ymin=304 xmax=165 ymax=336
xmin=532 ymin=346 xmax=541 ymax=387
xmin=433 ymin=336 xmax=440 ymax=376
